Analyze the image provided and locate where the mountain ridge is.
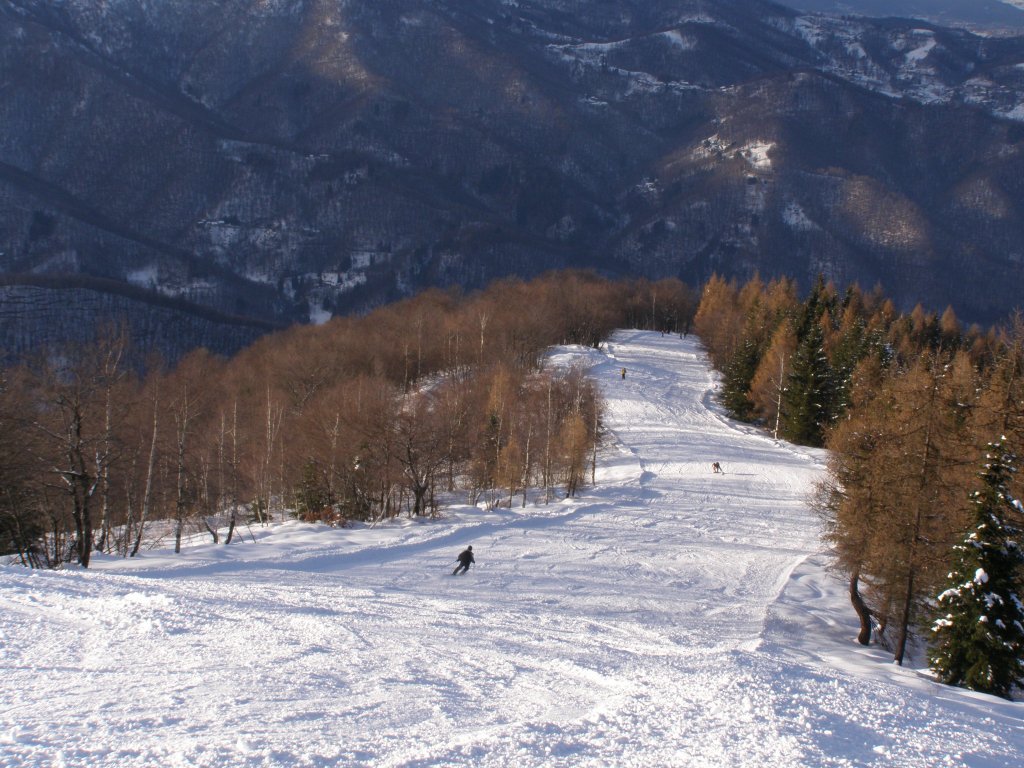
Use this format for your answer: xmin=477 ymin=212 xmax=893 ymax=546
xmin=3 ymin=0 xmax=1024 ymax=357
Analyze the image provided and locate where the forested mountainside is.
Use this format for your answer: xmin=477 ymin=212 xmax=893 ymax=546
xmin=787 ymin=1 xmax=1024 ymax=33
xmin=0 ymin=277 xmax=275 ymax=361
xmin=3 ymin=0 xmax=1024 ymax=357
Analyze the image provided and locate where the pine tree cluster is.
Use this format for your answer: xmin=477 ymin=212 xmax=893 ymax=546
xmin=696 ymin=273 xmax=1024 ymax=697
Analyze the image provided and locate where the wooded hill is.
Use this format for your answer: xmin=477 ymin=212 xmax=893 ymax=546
xmin=695 ymin=274 xmax=1024 ymax=695
xmin=0 ymin=271 xmax=696 ymax=570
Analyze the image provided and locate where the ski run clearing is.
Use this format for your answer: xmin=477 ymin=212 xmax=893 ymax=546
xmin=2 ymin=331 xmax=1023 ymax=768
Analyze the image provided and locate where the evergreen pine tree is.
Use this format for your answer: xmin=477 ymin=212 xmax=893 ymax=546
xmin=720 ymin=336 xmax=761 ymax=421
xmin=781 ymin=316 xmax=832 ymax=446
xmin=794 ymin=274 xmax=832 ymax=339
xmin=928 ymin=440 xmax=1024 ymax=699
xmin=828 ymin=314 xmax=868 ymax=417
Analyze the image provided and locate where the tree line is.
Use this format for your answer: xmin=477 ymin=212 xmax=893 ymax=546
xmin=696 ymin=273 xmax=1024 ymax=697
xmin=0 ymin=271 xmax=697 ymax=570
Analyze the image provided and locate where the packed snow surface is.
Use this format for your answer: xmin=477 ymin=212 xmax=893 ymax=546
xmin=2 ymin=332 xmax=1023 ymax=767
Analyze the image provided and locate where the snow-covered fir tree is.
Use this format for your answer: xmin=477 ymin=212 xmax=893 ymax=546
xmin=928 ymin=439 xmax=1024 ymax=699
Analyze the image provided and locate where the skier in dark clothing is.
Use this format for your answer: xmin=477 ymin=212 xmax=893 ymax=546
xmin=452 ymin=545 xmax=475 ymax=575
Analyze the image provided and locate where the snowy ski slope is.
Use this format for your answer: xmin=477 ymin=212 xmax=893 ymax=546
xmin=1 ymin=330 xmax=1022 ymax=767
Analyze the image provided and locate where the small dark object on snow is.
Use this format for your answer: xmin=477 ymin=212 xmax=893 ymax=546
xmin=712 ymin=462 xmax=723 ymax=474
xmin=453 ymin=545 xmax=475 ymax=575
xmin=621 ymin=367 xmax=626 ymax=379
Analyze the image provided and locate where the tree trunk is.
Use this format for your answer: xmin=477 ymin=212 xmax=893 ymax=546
xmin=229 ymin=400 xmax=239 ymax=541
xmin=894 ymin=368 xmax=939 ymax=666
xmin=894 ymin=569 xmax=915 ymax=666
xmin=95 ymin=376 xmax=115 ymax=554
xmin=78 ymin=484 xmax=94 ymax=568
xmin=413 ymin=483 xmax=427 ymax=516
xmin=65 ymin=405 xmax=97 ymax=568
xmin=849 ymin=568 xmax=872 ymax=645
xmin=773 ymin=353 xmax=785 ymax=441
xmin=131 ymin=391 xmax=160 ymax=558
xmin=174 ymin=394 xmax=190 ymax=555
xmin=522 ymin=426 xmax=532 ymax=509
xmin=543 ymin=379 xmax=552 ymax=504
xmin=70 ymin=467 xmax=95 ymax=568
xmin=225 ymin=509 xmax=237 ymax=545
xmin=203 ymin=518 xmax=220 ymax=543
xmin=96 ymin=473 xmax=111 ymax=553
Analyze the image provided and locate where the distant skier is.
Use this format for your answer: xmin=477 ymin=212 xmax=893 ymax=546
xmin=452 ymin=545 xmax=475 ymax=575
xmin=621 ymin=367 xmax=627 ymax=379
xmin=712 ymin=461 xmax=723 ymax=474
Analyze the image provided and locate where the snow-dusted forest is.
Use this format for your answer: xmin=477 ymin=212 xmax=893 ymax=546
xmin=2 ymin=331 xmax=1020 ymax=767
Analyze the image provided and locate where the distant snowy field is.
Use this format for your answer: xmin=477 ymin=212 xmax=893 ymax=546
xmin=1 ymin=331 xmax=1022 ymax=767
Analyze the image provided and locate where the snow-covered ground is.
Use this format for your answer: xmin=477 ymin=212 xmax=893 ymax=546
xmin=2 ymin=331 xmax=1022 ymax=767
